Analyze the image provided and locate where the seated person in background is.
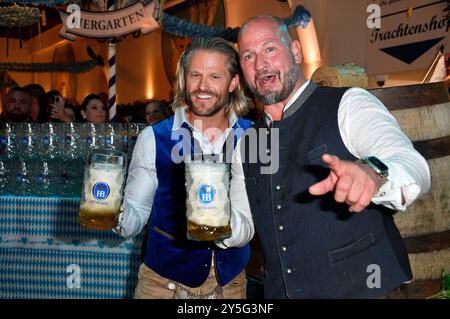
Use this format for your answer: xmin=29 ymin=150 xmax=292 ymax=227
xmin=23 ymin=83 xmax=48 ymax=123
xmin=45 ymin=90 xmax=76 ymax=123
xmin=65 ymin=98 xmax=83 ymax=123
xmin=80 ymin=94 xmax=107 ymax=124
xmin=0 ymin=87 xmax=32 ymax=122
xmin=98 ymin=92 xmax=109 ymax=108
xmin=129 ymin=112 xmax=147 ymax=124
xmin=144 ymin=100 xmax=171 ymax=125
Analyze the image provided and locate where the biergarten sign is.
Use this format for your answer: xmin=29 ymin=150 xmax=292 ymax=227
xmin=59 ymin=0 xmax=163 ymax=40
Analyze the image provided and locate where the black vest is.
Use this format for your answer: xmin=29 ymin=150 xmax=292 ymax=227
xmin=143 ymin=116 xmax=252 ymax=287
xmin=241 ymin=84 xmax=412 ymax=298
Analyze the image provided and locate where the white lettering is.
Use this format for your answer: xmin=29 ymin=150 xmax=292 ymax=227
xmin=366 ymin=264 xmax=381 ymax=289
xmin=66 ymin=4 xmax=81 ymax=29
xmin=66 ymin=264 xmax=81 ymax=289
xmin=177 ymin=303 xmax=211 ymax=316
xmin=367 ymin=4 xmax=381 ymax=29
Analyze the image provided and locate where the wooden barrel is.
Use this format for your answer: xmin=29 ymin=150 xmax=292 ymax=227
xmin=369 ymin=82 xmax=450 ymax=299
xmin=311 ymin=63 xmax=368 ymax=88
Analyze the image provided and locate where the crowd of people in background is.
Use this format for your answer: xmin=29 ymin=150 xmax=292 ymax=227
xmin=0 ymin=83 xmax=173 ymax=126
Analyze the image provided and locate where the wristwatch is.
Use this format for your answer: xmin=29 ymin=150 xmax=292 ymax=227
xmin=357 ymin=156 xmax=389 ymax=187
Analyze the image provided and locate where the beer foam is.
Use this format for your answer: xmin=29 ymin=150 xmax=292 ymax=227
xmin=80 ymin=163 xmax=124 ymax=214
xmin=186 ymin=167 xmax=230 ymax=227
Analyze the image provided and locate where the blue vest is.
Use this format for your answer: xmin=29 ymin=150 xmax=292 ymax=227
xmin=242 ymin=86 xmax=412 ymax=298
xmin=144 ymin=115 xmax=253 ymax=287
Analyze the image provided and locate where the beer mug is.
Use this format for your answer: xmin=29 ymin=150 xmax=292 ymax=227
xmin=0 ymin=159 xmax=11 ymax=195
xmin=0 ymin=122 xmax=17 ymax=160
xmin=185 ymin=155 xmax=231 ymax=241
xmin=78 ymin=148 xmax=126 ymax=230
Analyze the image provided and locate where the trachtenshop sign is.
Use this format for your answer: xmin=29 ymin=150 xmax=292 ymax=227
xmin=366 ymin=0 xmax=449 ymax=74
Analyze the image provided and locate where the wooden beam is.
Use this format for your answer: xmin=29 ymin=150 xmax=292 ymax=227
xmin=404 ymin=230 xmax=450 ymax=254
xmin=369 ymin=82 xmax=450 ymax=111
xmin=413 ymin=136 xmax=450 ymax=160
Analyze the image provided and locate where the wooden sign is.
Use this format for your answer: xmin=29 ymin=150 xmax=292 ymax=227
xmin=366 ymin=0 xmax=449 ymax=74
xmin=59 ymin=0 xmax=164 ymax=40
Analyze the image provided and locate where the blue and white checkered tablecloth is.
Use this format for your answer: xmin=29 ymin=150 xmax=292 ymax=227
xmin=0 ymin=196 xmax=143 ymax=299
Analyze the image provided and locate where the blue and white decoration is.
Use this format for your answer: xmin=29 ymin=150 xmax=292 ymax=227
xmin=0 ymin=196 xmax=143 ymax=299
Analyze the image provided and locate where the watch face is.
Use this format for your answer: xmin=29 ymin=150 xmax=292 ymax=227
xmin=367 ymin=156 xmax=388 ymax=173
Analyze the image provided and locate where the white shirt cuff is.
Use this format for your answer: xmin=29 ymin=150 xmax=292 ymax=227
xmin=371 ymin=160 xmax=421 ymax=211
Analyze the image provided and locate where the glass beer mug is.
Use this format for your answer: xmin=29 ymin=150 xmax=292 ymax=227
xmin=78 ymin=148 xmax=126 ymax=230
xmin=185 ymin=155 xmax=231 ymax=241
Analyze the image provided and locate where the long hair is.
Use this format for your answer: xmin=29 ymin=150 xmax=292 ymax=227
xmin=171 ymin=37 xmax=248 ymax=116
xmin=80 ymin=93 xmax=103 ymax=111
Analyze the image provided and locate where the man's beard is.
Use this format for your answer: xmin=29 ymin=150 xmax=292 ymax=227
xmin=249 ymin=63 xmax=300 ymax=106
xmin=6 ymin=111 xmax=30 ymax=122
xmin=186 ymin=90 xmax=229 ymax=117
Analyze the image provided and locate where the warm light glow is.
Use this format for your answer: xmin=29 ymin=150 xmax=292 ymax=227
xmin=287 ymin=0 xmax=322 ymax=79
xmin=146 ymin=80 xmax=154 ymax=99
xmin=296 ymin=19 xmax=322 ymax=79
xmin=32 ymin=39 xmax=68 ymax=55
xmin=298 ymin=21 xmax=321 ymax=60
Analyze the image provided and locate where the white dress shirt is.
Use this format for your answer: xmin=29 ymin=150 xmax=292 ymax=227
xmin=231 ymin=80 xmax=431 ymax=222
xmin=115 ymin=107 xmax=254 ymax=250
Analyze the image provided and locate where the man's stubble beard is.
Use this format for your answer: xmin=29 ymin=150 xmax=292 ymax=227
xmin=186 ymin=90 xmax=230 ymax=117
xmin=248 ymin=60 xmax=300 ymax=106
xmin=6 ymin=111 xmax=30 ymax=122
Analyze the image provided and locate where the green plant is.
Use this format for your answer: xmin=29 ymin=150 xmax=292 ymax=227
xmin=427 ymin=272 xmax=450 ymax=299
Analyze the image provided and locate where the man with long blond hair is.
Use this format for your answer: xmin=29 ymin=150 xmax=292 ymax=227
xmin=115 ymin=37 xmax=254 ymax=299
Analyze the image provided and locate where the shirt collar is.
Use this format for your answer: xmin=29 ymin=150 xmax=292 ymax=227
xmin=283 ymin=80 xmax=311 ymax=113
xmin=171 ymin=106 xmax=240 ymax=130
xmin=264 ymin=80 xmax=311 ymax=124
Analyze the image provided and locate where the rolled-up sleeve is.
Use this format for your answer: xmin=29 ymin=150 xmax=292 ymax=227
xmin=113 ymin=127 xmax=158 ymax=238
xmin=338 ymin=88 xmax=431 ymax=211
xmin=216 ymin=138 xmax=255 ymax=248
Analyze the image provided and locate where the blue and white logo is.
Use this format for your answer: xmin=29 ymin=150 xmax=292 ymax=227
xmin=93 ymin=182 xmax=110 ymax=200
xmin=22 ymin=136 xmax=30 ymax=146
xmin=198 ymin=184 xmax=215 ymax=205
xmin=65 ymin=135 xmax=72 ymax=145
xmin=105 ymin=136 xmax=113 ymax=146
xmin=37 ymin=174 xmax=45 ymax=183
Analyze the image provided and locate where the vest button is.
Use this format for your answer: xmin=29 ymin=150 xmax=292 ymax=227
xmin=286 ymin=268 xmax=292 ymax=274
xmin=281 ymin=245 xmax=288 ymax=252
xmin=278 ymin=225 xmax=284 ymax=231
xmin=275 ymin=185 xmax=281 ymax=190
xmin=276 ymin=204 xmax=282 ymax=210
